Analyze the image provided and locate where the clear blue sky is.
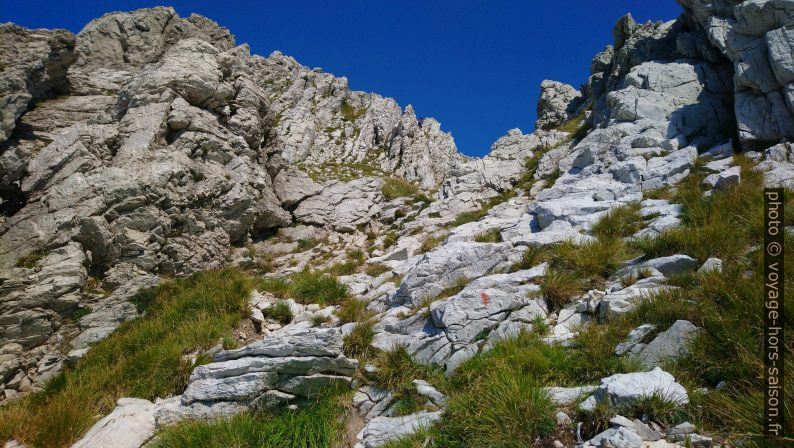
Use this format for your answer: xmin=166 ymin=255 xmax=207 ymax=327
xmin=2 ymin=1 xmax=682 ymax=157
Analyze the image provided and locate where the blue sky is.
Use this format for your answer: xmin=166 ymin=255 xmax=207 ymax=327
xmin=2 ymin=1 xmax=682 ymax=156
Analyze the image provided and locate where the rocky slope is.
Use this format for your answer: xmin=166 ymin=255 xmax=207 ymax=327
xmin=1 ymin=1 xmax=793 ymax=447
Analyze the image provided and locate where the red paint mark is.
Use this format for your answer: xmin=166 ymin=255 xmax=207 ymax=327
xmin=480 ymin=292 xmax=490 ymax=305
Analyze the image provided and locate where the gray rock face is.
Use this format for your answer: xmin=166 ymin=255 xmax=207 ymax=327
xmin=536 ymin=80 xmax=582 ymax=130
xmin=0 ymin=24 xmax=75 ymax=143
xmin=71 ymin=398 xmax=158 ymax=448
xmin=632 ymin=320 xmax=701 ymax=367
xmin=0 ymin=6 xmax=472 ymax=394
xmin=354 ymin=411 xmax=442 ymax=448
xmin=393 ymin=241 xmax=516 ymax=307
xmin=168 ymin=327 xmax=356 ymax=416
xmin=293 ymin=178 xmax=384 ymax=232
xmin=679 ymin=0 xmax=794 ymax=146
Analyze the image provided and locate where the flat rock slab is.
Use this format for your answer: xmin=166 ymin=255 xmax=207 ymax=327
xmin=72 ymin=398 xmax=157 ymax=448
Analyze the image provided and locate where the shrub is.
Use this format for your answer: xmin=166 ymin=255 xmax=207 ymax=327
xmin=382 ymin=177 xmax=419 ymax=200
xmin=0 ymin=269 xmax=253 ymax=447
xmin=263 ymin=300 xmax=293 ymax=324
xmin=342 ymin=320 xmax=377 ymax=359
xmin=473 ymin=228 xmax=502 ymax=243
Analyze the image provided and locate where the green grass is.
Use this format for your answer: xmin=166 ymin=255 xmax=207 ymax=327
xmin=383 ymin=162 xmax=792 ymax=447
xmin=473 ymin=227 xmax=502 ymax=243
xmin=151 ymin=388 xmax=349 ymax=448
xmin=590 ymin=202 xmax=644 ymax=239
xmin=343 ymin=320 xmax=377 ymax=360
xmin=543 ymin=167 xmax=562 ymax=186
xmin=382 ymin=177 xmax=420 ymax=200
xmin=0 ymin=269 xmax=254 ymax=447
xmin=310 ymin=314 xmax=332 ymax=327
xmin=629 ymin=156 xmax=764 ymax=263
xmin=556 ymin=110 xmax=591 ymax=142
xmin=325 ymin=249 xmax=366 ymax=276
xmin=263 ymin=300 xmax=293 ymax=325
xmin=259 ymin=270 xmax=349 ymax=306
xmin=547 ymin=237 xmax=638 ymax=288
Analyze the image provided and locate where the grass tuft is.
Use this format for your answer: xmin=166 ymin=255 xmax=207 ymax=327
xmin=0 ymin=269 xmax=254 ymax=447
xmin=473 ymin=228 xmax=502 ymax=243
xmin=590 ymin=202 xmax=644 ymax=239
xmin=263 ymin=300 xmax=293 ymax=325
xmin=382 ymin=177 xmax=419 ymax=200
xmin=343 ymin=320 xmax=377 ymax=360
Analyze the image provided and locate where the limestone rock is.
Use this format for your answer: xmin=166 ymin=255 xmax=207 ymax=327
xmin=536 ymin=80 xmax=582 ymax=130
xmin=355 ymin=411 xmax=442 ymax=448
xmin=71 ymin=398 xmax=157 ymax=448
xmin=580 ymin=367 xmax=689 ymax=411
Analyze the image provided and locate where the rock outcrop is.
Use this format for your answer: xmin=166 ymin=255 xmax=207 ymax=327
xmin=2 ymin=2 xmax=794 ymax=447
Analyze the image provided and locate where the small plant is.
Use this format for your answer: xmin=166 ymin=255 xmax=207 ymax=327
xmin=383 ymin=231 xmax=398 ymax=249
xmin=15 ymin=251 xmax=46 ymax=269
xmin=82 ymin=277 xmax=105 ymax=294
xmin=71 ymin=307 xmax=92 ymax=320
xmin=620 ymin=273 xmax=637 ymax=287
xmin=222 ymin=337 xmax=239 ymax=350
xmin=538 ymin=269 xmax=584 ymax=310
xmin=296 ymin=238 xmax=320 ymax=251
xmin=510 ymin=245 xmax=548 ymax=272
xmin=340 ymin=101 xmax=366 ymax=121
xmin=310 ymin=314 xmax=332 ymax=327
xmin=531 ymin=315 xmax=549 ymax=336
xmin=591 ymin=202 xmax=644 ymax=239
xmin=543 ymin=167 xmax=562 ymax=186
xmin=473 ymin=227 xmax=502 ymax=243
xmin=259 ymin=271 xmax=349 ymax=306
xmin=263 ymin=300 xmax=293 ymax=324
xmin=636 ymin=266 xmax=653 ymax=279
xmin=343 ymin=320 xmax=377 ymax=359
xmin=419 ymin=235 xmax=442 ymax=253
xmin=365 ymin=263 xmax=391 ymax=277
xmin=370 ymin=346 xmax=445 ymax=415
xmin=382 ymin=177 xmax=419 ymax=200
xmin=336 ymin=298 xmax=374 ymax=324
